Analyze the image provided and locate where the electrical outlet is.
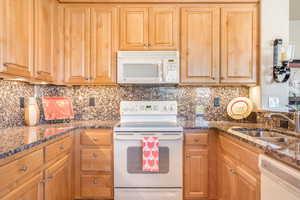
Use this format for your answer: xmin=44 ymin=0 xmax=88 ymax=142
xmin=20 ymin=97 xmax=25 ymax=108
xmin=268 ymin=97 xmax=280 ymax=108
xmin=89 ymin=97 xmax=95 ymax=107
xmin=214 ymin=98 xmax=220 ymax=107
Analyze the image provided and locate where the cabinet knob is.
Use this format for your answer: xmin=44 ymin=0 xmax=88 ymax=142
xmin=93 ymin=138 xmax=98 ymax=142
xmin=194 ymin=138 xmax=199 ymax=143
xmin=144 ymin=43 xmax=148 ymax=47
xmin=92 ymin=153 xmax=98 ymax=158
xmin=48 ymin=175 xmax=54 ymax=179
xmin=19 ymin=166 xmax=28 ymax=172
xmin=211 ymin=77 xmax=215 ymax=80
xmin=84 ymin=77 xmax=89 ymax=81
xmin=229 ymin=168 xmax=236 ymax=174
xmin=59 ymin=146 xmax=64 ymax=150
xmin=93 ymin=179 xmax=99 ymax=184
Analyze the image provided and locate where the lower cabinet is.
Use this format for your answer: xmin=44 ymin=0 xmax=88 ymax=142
xmin=184 ymin=132 xmax=210 ymax=200
xmin=2 ymin=173 xmax=43 ymax=200
xmin=44 ymin=155 xmax=72 ymax=200
xmin=218 ymin=133 xmax=261 ymax=200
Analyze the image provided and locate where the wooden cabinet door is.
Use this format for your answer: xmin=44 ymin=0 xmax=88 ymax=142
xmin=64 ymin=6 xmax=90 ymax=84
xmin=219 ymin=155 xmax=237 ymax=200
xmin=90 ymin=7 xmax=117 ymax=84
xmin=120 ymin=7 xmax=149 ymax=50
xmin=34 ymin=0 xmax=56 ymax=82
xmin=149 ymin=7 xmax=179 ymax=50
xmin=184 ymin=148 xmax=208 ymax=199
xmin=236 ymin=166 xmax=260 ymax=200
xmin=44 ymin=155 xmax=72 ymax=200
xmin=181 ymin=7 xmax=220 ymax=84
xmin=2 ymin=173 xmax=43 ymax=200
xmin=0 ymin=0 xmax=34 ymax=78
xmin=220 ymin=5 xmax=258 ymax=84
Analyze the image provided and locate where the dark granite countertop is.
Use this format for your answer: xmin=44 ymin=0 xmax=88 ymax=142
xmin=0 ymin=120 xmax=300 ymax=171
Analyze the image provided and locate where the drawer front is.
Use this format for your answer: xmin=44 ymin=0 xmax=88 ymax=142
xmin=80 ymin=129 xmax=112 ymax=146
xmin=81 ymin=175 xmax=113 ymax=198
xmin=81 ymin=148 xmax=112 ymax=172
xmin=0 ymin=149 xmax=43 ymax=194
xmin=45 ymin=136 xmax=72 ymax=163
xmin=185 ymin=133 xmax=208 ymax=146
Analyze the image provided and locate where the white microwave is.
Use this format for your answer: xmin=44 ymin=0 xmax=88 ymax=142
xmin=117 ymin=51 xmax=180 ymax=84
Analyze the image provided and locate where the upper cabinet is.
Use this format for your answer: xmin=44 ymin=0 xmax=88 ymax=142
xmin=34 ymin=0 xmax=57 ymax=82
xmin=181 ymin=4 xmax=258 ymax=85
xmin=181 ymin=7 xmax=220 ymax=84
xmin=63 ymin=5 xmax=117 ymax=85
xmin=63 ymin=6 xmax=91 ymax=84
xmin=220 ymin=5 xmax=258 ymax=84
xmin=120 ymin=6 xmax=179 ymax=50
xmin=0 ymin=0 xmax=34 ymax=78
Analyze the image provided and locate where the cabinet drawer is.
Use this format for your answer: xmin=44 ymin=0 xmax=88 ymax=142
xmin=81 ymin=148 xmax=112 ymax=172
xmin=0 ymin=149 xmax=43 ymax=195
xmin=81 ymin=129 xmax=112 ymax=146
xmin=185 ymin=133 xmax=208 ymax=146
xmin=81 ymin=175 xmax=113 ymax=198
xmin=45 ymin=136 xmax=72 ymax=163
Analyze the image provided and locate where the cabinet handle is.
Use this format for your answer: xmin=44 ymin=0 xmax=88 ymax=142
xmin=19 ymin=166 xmax=28 ymax=172
xmin=93 ymin=179 xmax=98 ymax=184
xmin=148 ymin=43 xmax=152 ymax=47
xmin=48 ymin=175 xmax=54 ymax=179
xmin=92 ymin=153 xmax=98 ymax=158
xmin=186 ymin=153 xmax=190 ymax=158
xmin=59 ymin=146 xmax=64 ymax=150
xmin=144 ymin=43 xmax=148 ymax=47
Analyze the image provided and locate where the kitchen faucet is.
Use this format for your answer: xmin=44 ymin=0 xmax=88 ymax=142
xmin=264 ymin=105 xmax=300 ymax=133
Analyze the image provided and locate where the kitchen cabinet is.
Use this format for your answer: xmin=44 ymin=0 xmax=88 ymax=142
xmin=120 ymin=6 xmax=179 ymax=50
xmin=63 ymin=5 xmax=91 ymax=84
xmin=90 ymin=7 xmax=118 ymax=84
xmin=63 ymin=5 xmax=117 ymax=85
xmin=0 ymin=0 xmax=34 ymax=78
xmin=220 ymin=5 xmax=258 ymax=84
xmin=34 ymin=0 xmax=57 ymax=82
xmin=44 ymin=155 xmax=72 ymax=200
xmin=75 ymin=129 xmax=113 ymax=199
xmin=2 ymin=173 xmax=43 ymax=200
xmin=181 ymin=7 xmax=220 ymax=84
xmin=181 ymin=4 xmax=258 ymax=85
xmin=184 ymin=132 xmax=209 ymax=199
xmin=218 ymin=133 xmax=261 ymax=200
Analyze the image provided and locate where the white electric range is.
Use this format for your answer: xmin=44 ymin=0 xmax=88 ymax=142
xmin=114 ymin=101 xmax=183 ymax=200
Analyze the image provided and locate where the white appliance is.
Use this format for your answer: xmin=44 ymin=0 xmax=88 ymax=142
xmin=117 ymin=51 xmax=180 ymax=84
xmin=259 ymin=155 xmax=300 ymax=200
xmin=114 ymin=101 xmax=183 ymax=200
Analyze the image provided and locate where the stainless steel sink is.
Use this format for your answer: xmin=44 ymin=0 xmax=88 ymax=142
xmin=230 ymin=128 xmax=286 ymax=138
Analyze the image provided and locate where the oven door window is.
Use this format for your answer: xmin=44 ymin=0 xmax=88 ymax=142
xmin=127 ymin=147 xmax=169 ymax=174
xmin=123 ymin=63 xmax=160 ymax=79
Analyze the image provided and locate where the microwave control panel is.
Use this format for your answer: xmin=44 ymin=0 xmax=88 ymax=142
xmin=164 ymin=59 xmax=179 ymax=83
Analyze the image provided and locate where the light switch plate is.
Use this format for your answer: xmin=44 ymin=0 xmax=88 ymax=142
xmin=268 ymin=97 xmax=280 ymax=108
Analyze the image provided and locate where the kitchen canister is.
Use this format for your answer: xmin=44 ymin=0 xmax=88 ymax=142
xmin=24 ymin=97 xmax=40 ymax=126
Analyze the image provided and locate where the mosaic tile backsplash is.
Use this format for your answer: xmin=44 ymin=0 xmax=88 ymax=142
xmin=0 ymin=80 xmax=253 ymax=128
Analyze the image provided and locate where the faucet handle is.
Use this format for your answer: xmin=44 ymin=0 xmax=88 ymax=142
xmin=286 ymin=105 xmax=298 ymax=112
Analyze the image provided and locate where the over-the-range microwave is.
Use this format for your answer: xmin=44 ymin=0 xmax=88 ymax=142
xmin=117 ymin=51 xmax=180 ymax=84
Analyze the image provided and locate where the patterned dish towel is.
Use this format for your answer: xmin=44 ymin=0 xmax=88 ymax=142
xmin=42 ymin=97 xmax=74 ymax=121
xmin=142 ymin=136 xmax=159 ymax=172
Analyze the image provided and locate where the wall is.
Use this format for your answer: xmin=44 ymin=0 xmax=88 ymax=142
xmin=0 ymin=80 xmax=251 ymax=129
xmin=290 ymin=20 xmax=300 ymax=58
xmin=250 ymin=0 xmax=290 ymax=110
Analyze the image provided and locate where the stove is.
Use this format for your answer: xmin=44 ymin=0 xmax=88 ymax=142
xmin=114 ymin=101 xmax=183 ymax=200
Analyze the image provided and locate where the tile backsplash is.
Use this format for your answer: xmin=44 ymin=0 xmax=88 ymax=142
xmin=0 ymin=80 xmax=252 ymax=129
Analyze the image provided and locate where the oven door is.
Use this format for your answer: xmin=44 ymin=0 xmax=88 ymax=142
xmin=118 ymin=59 xmax=163 ymax=84
xmin=114 ymin=132 xmax=183 ymax=188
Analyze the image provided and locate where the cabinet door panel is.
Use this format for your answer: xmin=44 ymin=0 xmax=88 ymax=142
xmin=45 ymin=155 xmax=72 ymax=200
xmin=181 ymin=7 xmax=220 ymax=84
xmin=90 ymin=7 xmax=117 ymax=84
xmin=184 ymin=148 xmax=208 ymax=198
xmin=1 ymin=0 xmax=34 ymax=78
xmin=64 ymin=6 xmax=90 ymax=84
xmin=2 ymin=173 xmax=43 ymax=200
xmin=236 ymin=166 xmax=260 ymax=200
xmin=34 ymin=0 xmax=56 ymax=82
xmin=120 ymin=8 xmax=148 ymax=50
xmin=149 ymin=7 xmax=179 ymax=50
xmin=219 ymin=155 xmax=237 ymax=200
xmin=221 ymin=6 xmax=258 ymax=83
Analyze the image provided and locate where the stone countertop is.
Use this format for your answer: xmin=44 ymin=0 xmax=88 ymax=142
xmin=1 ymin=120 xmax=300 ymax=171
xmin=0 ymin=120 xmax=118 ymax=160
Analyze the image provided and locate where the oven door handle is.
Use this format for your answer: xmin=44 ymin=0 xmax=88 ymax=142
xmin=114 ymin=135 xmax=183 ymax=141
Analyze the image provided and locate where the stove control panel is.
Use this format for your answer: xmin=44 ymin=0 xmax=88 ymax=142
xmin=120 ymin=101 xmax=177 ymax=115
